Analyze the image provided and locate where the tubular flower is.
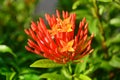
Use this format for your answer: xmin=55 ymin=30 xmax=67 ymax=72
xmin=25 ymin=10 xmax=94 ymax=64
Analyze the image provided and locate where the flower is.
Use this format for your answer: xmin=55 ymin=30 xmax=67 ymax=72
xmin=25 ymin=10 xmax=94 ymax=64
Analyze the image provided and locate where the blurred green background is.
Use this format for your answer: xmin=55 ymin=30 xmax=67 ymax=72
xmin=0 ymin=0 xmax=120 ymax=80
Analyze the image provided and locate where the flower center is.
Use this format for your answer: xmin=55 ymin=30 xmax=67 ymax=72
xmin=49 ymin=18 xmax=73 ymax=35
xmin=60 ymin=40 xmax=75 ymax=52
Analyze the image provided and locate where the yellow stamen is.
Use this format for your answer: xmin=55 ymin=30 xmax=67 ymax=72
xmin=60 ymin=40 xmax=75 ymax=52
xmin=49 ymin=17 xmax=73 ymax=35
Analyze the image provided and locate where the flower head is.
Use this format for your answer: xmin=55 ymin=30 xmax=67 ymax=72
xmin=25 ymin=10 xmax=94 ymax=64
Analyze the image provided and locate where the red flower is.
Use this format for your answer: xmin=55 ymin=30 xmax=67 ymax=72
xmin=25 ymin=10 xmax=94 ymax=64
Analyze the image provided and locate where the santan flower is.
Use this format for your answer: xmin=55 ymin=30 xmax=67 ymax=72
xmin=25 ymin=10 xmax=94 ymax=64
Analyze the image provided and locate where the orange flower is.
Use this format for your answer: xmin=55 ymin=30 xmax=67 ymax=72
xmin=25 ymin=10 xmax=94 ymax=64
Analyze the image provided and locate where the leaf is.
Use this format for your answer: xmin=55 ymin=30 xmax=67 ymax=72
xmin=99 ymin=5 xmax=105 ymax=15
xmin=61 ymin=66 xmax=72 ymax=79
xmin=30 ymin=59 xmax=64 ymax=68
xmin=106 ymin=33 xmax=120 ymax=46
xmin=88 ymin=18 xmax=104 ymax=43
xmin=6 ymin=72 xmax=16 ymax=80
xmin=88 ymin=18 xmax=99 ymax=35
xmin=39 ymin=72 xmax=67 ymax=80
xmin=0 ymin=45 xmax=16 ymax=58
xmin=110 ymin=17 xmax=120 ymax=27
xmin=97 ymin=0 xmax=112 ymax=2
xmin=16 ymin=1 xmax=25 ymax=11
xmin=83 ymin=66 xmax=94 ymax=75
xmin=109 ymin=55 xmax=120 ymax=68
xmin=100 ymin=61 xmax=113 ymax=71
xmin=71 ymin=10 xmax=91 ymax=20
xmin=72 ymin=0 xmax=81 ymax=10
xmin=75 ymin=56 xmax=89 ymax=74
xmin=108 ymin=45 xmax=120 ymax=56
xmin=75 ymin=74 xmax=92 ymax=80
xmin=72 ymin=0 xmax=90 ymax=9
xmin=19 ymin=74 xmax=40 ymax=80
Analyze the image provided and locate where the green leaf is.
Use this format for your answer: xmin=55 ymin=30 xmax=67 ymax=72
xmin=109 ymin=55 xmax=120 ymax=68
xmin=88 ymin=18 xmax=99 ymax=35
xmin=108 ymin=45 xmax=120 ymax=56
xmin=0 ymin=45 xmax=16 ymax=58
xmin=97 ymin=0 xmax=112 ymax=2
xmin=16 ymin=1 xmax=25 ymax=11
xmin=30 ymin=59 xmax=64 ymax=68
xmin=99 ymin=5 xmax=105 ymax=15
xmin=75 ymin=56 xmax=88 ymax=74
xmin=61 ymin=66 xmax=72 ymax=79
xmin=75 ymin=74 xmax=92 ymax=80
xmin=6 ymin=72 xmax=16 ymax=80
xmin=110 ymin=16 xmax=120 ymax=27
xmin=71 ymin=10 xmax=91 ymax=20
xmin=72 ymin=0 xmax=81 ymax=10
xmin=19 ymin=74 xmax=40 ymax=80
xmin=100 ymin=61 xmax=113 ymax=71
xmin=106 ymin=33 xmax=120 ymax=46
xmin=72 ymin=0 xmax=90 ymax=9
xmin=83 ymin=66 xmax=94 ymax=75
xmin=39 ymin=72 xmax=67 ymax=80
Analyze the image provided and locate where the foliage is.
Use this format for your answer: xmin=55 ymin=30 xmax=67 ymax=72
xmin=0 ymin=0 xmax=41 ymax=80
xmin=0 ymin=0 xmax=120 ymax=80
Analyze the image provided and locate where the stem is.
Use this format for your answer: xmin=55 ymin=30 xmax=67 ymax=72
xmin=68 ymin=63 xmax=72 ymax=74
xmin=92 ymin=0 xmax=107 ymax=52
xmin=62 ymin=64 xmax=72 ymax=80
xmin=93 ymin=0 xmax=104 ymax=35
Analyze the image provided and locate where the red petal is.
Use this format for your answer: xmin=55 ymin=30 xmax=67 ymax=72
xmin=56 ymin=10 xmax=60 ymax=18
xmin=31 ymin=21 xmax=37 ymax=31
xmin=24 ymin=29 xmax=29 ymax=35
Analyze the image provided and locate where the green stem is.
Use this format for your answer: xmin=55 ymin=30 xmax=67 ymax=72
xmin=92 ymin=0 xmax=107 ymax=51
xmin=68 ymin=63 xmax=72 ymax=74
xmin=92 ymin=0 xmax=109 ymax=59
xmin=93 ymin=0 xmax=104 ymax=35
xmin=62 ymin=65 xmax=72 ymax=80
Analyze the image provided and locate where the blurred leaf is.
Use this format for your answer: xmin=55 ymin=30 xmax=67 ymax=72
xmin=97 ymin=0 xmax=112 ymax=2
xmin=75 ymin=56 xmax=88 ymax=74
xmin=0 ymin=67 xmax=10 ymax=76
xmin=39 ymin=72 xmax=67 ymax=80
xmin=61 ymin=66 xmax=72 ymax=79
xmin=30 ymin=59 xmax=64 ymax=68
xmin=16 ymin=14 xmax=25 ymax=22
xmin=16 ymin=1 xmax=25 ymax=11
xmin=106 ymin=33 xmax=120 ymax=46
xmin=72 ymin=0 xmax=81 ymax=10
xmin=71 ymin=10 xmax=91 ymax=19
xmin=72 ymin=0 xmax=90 ymax=9
xmin=0 ymin=45 xmax=16 ymax=58
xmin=88 ymin=18 xmax=104 ymax=43
xmin=113 ymin=1 xmax=120 ymax=9
xmin=110 ymin=16 xmax=120 ymax=27
xmin=75 ymin=74 xmax=92 ymax=80
xmin=114 ymin=0 xmax=120 ymax=3
xmin=92 ymin=47 xmax=101 ymax=58
xmin=99 ymin=5 xmax=105 ymax=15
xmin=88 ymin=18 xmax=99 ymax=36
xmin=100 ymin=61 xmax=113 ymax=71
xmin=6 ymin=72 xmax=16 ymax=80
xmin=18 ymin=53 xmax=39 ymax=65
xmin=68 ymin=63 xmax=72 ymax=74
xmin=19 ymin=74 xmax=40 ymax=80
xmin=83 ymin=66 xmax=94 ymax=75
xmin=108 ymin=45 xmax=120 ymax=56
xmin=109 ymin=55 xmax=120 ymax=68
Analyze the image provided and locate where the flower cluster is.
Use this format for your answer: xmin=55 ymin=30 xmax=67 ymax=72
xmin=25 ymin=10 xmax=94 ymax=64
